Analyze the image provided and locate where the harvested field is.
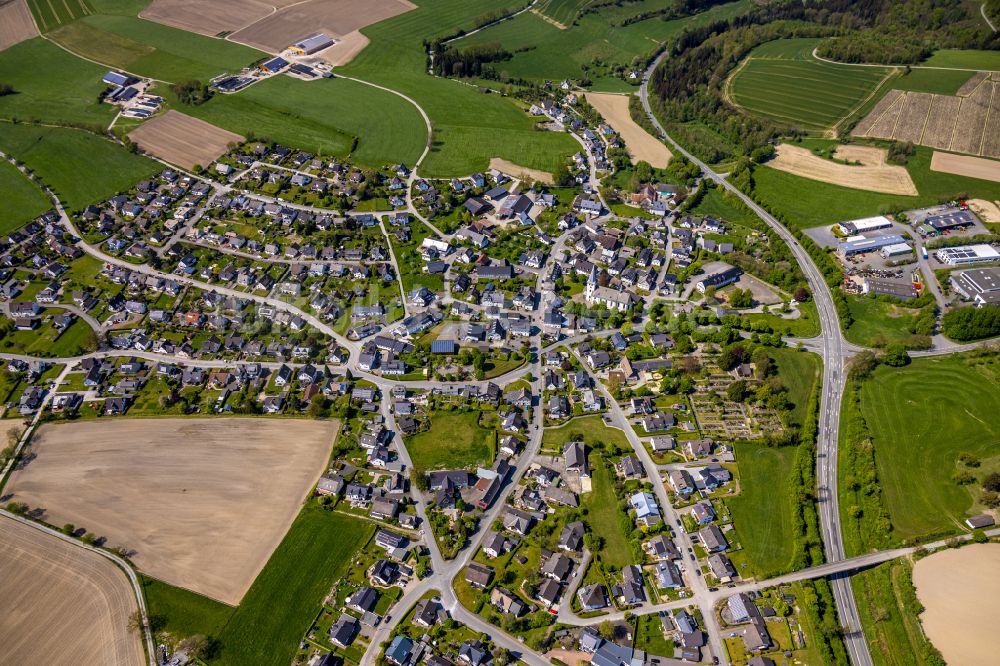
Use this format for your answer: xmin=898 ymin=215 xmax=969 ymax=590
xmin=585 ymin=92 xmax=671 ymax=168
xmin=930 ymin=151 xmax=1000 ymax=183
xmin=968 ymin=198 xmax=1000 ymax=223
xmin=913 ymin=544 xmax=1000 ymax=666
xmin=5 ymin=418 xmax=338 ymax=605
xmin=0 ymin=0 xmax=38 ymax=52
xmin=951 ymin=80 xmax=992 ymax=155
xmin=490 ymin=157 xmax=553 ymax=184
xmin=128 ymin=110 xmax=243 ymax=170
xmin=833 ymin=144 xmax=891 ymax=165
xmin=851 ymin=88 xmax=902 ymax=136
xmin=140 ymin=0 xmax=301 ymax=38
xmin=765 ymin=144 xmax=918 ymax=196
xmin=229 ymin=0 xmax=415 ymax=55
xmin=318 ymin=29 xmax=369 ymax=67
xmin=893 ymin=92 xmax=933 ymax=143
xmin=921 ymin=95 xmax=962 ymax=149
xmin=0 ymin=516 xmax=145 ymax=666
xmin=855 ymin=79 xmax=1000 ymax=158
xmin=957 ymin=71 xmax=989 ymax=96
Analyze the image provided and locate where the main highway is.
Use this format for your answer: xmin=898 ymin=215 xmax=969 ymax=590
xmin=639 ymin=51 xmax=872 ymax=666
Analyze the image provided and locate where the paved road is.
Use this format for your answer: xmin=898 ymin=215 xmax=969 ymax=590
xmin=640 ymin=52 xmax=871 ymax=666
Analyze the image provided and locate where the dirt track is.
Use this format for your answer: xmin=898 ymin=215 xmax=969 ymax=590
xmin=0 ymin=516 xmax=145 ymax=666
xmin=913 ymin=543 xmax=1000 ymax=665
xmin=585 ymin=92 xmax=672 ymax=168
xmin=229 ymin=0 xmax=414 ymax=54
xmin=0 ymin=0 xmax=38 ymax=52
xmin=930 ymin=151 xmax=1000 ymax=183
xmin=490 ymin=157 xmax=553 ymax=185
xmin=766 ymin=143 xmax=918 ymax=196
xmin=6 ymin=418 xmax=337 ymax=604
xmin=128 ymin=111 xmax=244 ymax=171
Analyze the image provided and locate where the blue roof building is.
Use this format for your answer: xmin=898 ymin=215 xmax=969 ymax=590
xmin=385 ymin=635 xmax=413 ymax=665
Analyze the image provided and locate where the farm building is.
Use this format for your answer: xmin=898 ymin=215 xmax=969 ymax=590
xmin=863 ymin=277 xmax=917 ymax=300
xmin=259 ymin=57 xmax=289 ymax=73
xmin=838 ymin=215 xmax=893 ymax=235
xmin=840 ymin=234 xmax=907 ymax=257
xmin=103 ymin=71 xmax=137 ymax=87
xmin=289 ymin=33 xmax=334 ymax=55
xmin=935 ymin=244 xmax=1000 ymax=265
xmin=951 ymin=267 xmax=1000 ymax=306
xmin=879 ymin=242 xmax=913 ymax=259
xmin=925 ymin=209 xmax=977 ymax=232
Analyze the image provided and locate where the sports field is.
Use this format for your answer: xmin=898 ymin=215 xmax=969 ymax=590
xmin=857 ymin=355 xmax=1000 ymax=541
xmin=462 ymin=0 xmax=751 ymax=90
xmin=0 ymin=516 xmax=145 ymax=666
xmin=0 ymin=157 xmax=50 ymax=234
xmin=0 ymin=123 xmax=159 ymax=213
xmin=5 ymin=418 xmax=338 ymax=605
xmin=729 ymin=38 xmax=891 ymax=132
xmin=406 ymin=410 xmax=493 ymax=471
xmin=0 ymin=38 xmax=117 ymax=127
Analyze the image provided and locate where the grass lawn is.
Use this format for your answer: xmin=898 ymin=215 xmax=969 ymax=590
xmin=690 ymin=186 xmax=760 ymax=228
xmin=0 ymin=124 xmax=159 ymax=213
xmin=921 ymin=49 xmax=1000 ymax=70
xmin=725 ymin=442 xmax=797 ymax=578
xmin=211 ymin=505 xmax=374 ymax=666
xmin=729 ymin=38 xmax=890 ymax=132
xmin=770 ymin=348 xmax=820 ymax=428
xmin=141 ymin=575 xmax=234 ymax=640
xmin=337 ymin=0 xmax=579 ymax=177
xmin=0 ymin=318 xmax=92 ymax=357
xmin=0 ymin=38 xmax=117 ymax=128
xmin=633 ymin=612 xmax=674 ymax=656
xmin=890 ymin=67 xmax=976 ymax=95
xmin=49 ymin=14 xmax=264 ymax=82
xmin=752 ymin=144 xmax=1000 ymax=228
xmin=855 ymin=354 xmax=1000 ymax=543
xmin=582 ymin=456 xmax=633 ymax=569
xmin=0 ymin=158 xmax=50 ymax=234
xmin=405 ymin=410 xmax=493 ymax=471
xmin=851 ymin=561 xmax=934 ymax=666
xmin=541 ymin=414 xmax=630 ymax=453
xmin=844 ymin=296 xmax=931 ymax=349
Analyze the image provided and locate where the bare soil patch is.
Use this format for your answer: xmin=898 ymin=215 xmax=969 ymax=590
xmin=967 ymin=198 xmax=1000 ymax=223
xmin=140 ymin=0 xmax=301 ymax=38
xmin=128 ymin=110 xmax=244 ymax=171
xmin=229 ymin=0 xmax=415 ymax=55
xmin=852 ymin=89 xmax=903 ymax=137
xmin=0 ymin=516 xmax=145 ymax=666
xmin=585 ymin=92 xmax=672 ymax=168
xmin=894 ymin=91 xmax=933 ymax=143
xmin=767 ymin=144 xmax=918 ymax=196
xmin=315 ymin=29 xmax=369 ymax=67
xmin=921 ymin=94 xmax=962 ymax=149
xmin=930 ymin=151 xmax=1000 ymax=183
xmin=913 ymin=544 xmax=1000 ymax=666
xmin=6 ymin=418 xmax=338 ymax=605
xmin=0 ymin=0 xmax=38 ymax=52
xmin=957 ymin=71 xmax=989 ymax=96
xmin=489 ymin=157 xmax=553 ymax=185
xmin=833 ymin=144 xmax=890 ymax=166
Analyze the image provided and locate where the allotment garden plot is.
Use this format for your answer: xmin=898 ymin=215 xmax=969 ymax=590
xmin=729 ymin=39 xmax=891 ymax=133
xmin=5 ymin=418 xmax=337 ymax=605
xmin=692 ymin=362 xmax=784 ymax=440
